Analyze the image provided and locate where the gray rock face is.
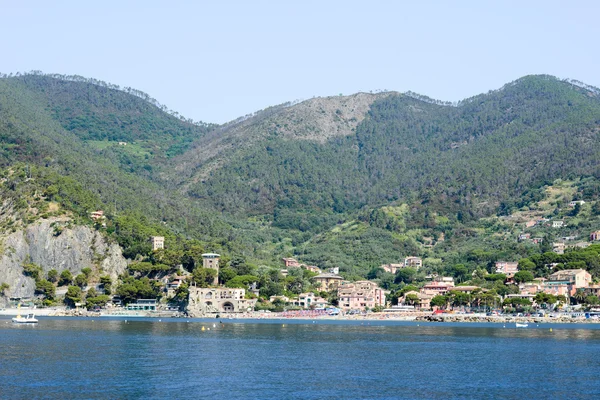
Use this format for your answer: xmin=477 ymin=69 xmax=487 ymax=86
xmin=0 ymin=218 xmax=127 ymax=300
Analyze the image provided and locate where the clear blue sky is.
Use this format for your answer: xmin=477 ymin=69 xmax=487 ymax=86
xmin=1 ymin=1 xmax=598 ymax=124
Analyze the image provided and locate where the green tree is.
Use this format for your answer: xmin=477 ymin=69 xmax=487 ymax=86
xmin=514 ymin=271 xmax=534 ymax=284
xmin=47 ymin=269 xmax=59 ymax=283
xmin=86 ymin=294 xmax=110 ymax=309
xmin=100 ymin=275 xmax=112 ymax=295
xmin=35 ymin=279 xmax=56 ymax=299
xmin=64 ymin=285 xmax=82 ymax=307
xmin=518 ymin=259 xmax=536 ymax=271
xmin=219 ymin=267 xmax=237 ymax=285
xmin=573 ymin=289 xmax=587 ymax=304
xmin=0 ymin=282 xmax=10 ymax=295
xmin=586 ymin=295 xmax=600 ymax=306
xmin=404 ymin=293 xmax=420 ymax=306
xmin=74 ymin=273 xmax=88 ymax=288
xmin=81 ymin=267 xmax=92 ymax=279
xmin=174 ymin=282 xmax=190 ymax=302
xmin=394 ymin=268 xmax=417 ymax=284
xmin=430 ymin=295 xmax=447 ymax=308
xmin=22 ymin=262 xmax=43 ymax=281
xmin=191 ymin=267 xmax=217 ymax=287
xmin=452 ymin=264 xmax=469 ymax=283
xmin=115 ymin=277 xmax=158 ymax=305
xmin=59 ymin=270 xmax=73 ymax=286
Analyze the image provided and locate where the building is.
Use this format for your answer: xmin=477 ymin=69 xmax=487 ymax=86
xmin=269 ymin=295 xmax=291 ymax=304
xmin=202 ymin=253 xmax=220 ymax=285
xmin=304 ymin=265 xmax=321 ymax=274
xmin=402 ymin=290 xmax=435 ymax=310
xmin=591 ymin=231 xmax=600 ymax=242
xmin=282 ymin=258 xmax=301 ymax=268
xmin=313 ymin=273 xmax=344 ymax=291
xmin=541 ymin=282 xmax=571 ymax=297
xmin=552 ymin=242 xmax=566 ymax=255
xmin=404 ymin=257 xmax=423 ymax=269
xmin=90 ymin=210 xmax=104 ymax=221
xmin=150 ymin=236 xmax=165 ymax=251
xmin=495 ymin=261 xmax=519 ymax=278
xmin=381 ymin=264 xmax=403 ymax=274
xmin=569 ymin=200 xmax=585 ymax=207
xmin=292 ymin=292 xmax=329 ymax=309
xmin=518 ymin=233 xmax=531 ymax=242
xmin=337 ymin=281 xmax=386 ymax=310
xmin=552 ymin=221 xmax=564 ymax=228
xmin=187 ymin=287 xmax=256 ymax=315
xmin=125 ymin=299 xmax=157 ymax=311
xmin=420 ymin=281 xmax=454 ymax=295
xmin=448 ymin=285 xmax=481 ymax=294
xmin=547 ymin=269 xmax=591 ymax=289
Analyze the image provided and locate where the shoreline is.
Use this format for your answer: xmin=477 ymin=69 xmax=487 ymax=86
xmin=2 ymin=307 xmax=598 ymax=325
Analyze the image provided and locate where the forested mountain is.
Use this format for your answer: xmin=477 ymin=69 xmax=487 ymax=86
xmin=2 ymin=72 xmax=600 ymax=278
xmin=174 ymin=75 xmax=600 ymax=225
xmin=0 ymin=73 xmax=229 ymax=243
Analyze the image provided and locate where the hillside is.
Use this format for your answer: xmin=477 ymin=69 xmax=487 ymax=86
xmin=173 ymin=75 xmax=600 ymax=224
xmin=1 ymin=72 xmax=600 ymax=282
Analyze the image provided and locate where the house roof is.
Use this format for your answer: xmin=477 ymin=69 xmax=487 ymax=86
xmin=314 ymin=273 xmax=343 ymax=280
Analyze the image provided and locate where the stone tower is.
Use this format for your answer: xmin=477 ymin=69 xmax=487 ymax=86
xmin=202 ymin=253 xmax=220 ymax=286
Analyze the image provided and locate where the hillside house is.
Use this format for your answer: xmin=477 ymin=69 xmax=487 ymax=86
xmin=304 ymin=265 xmax=321 ymax=273
xmin=547 ymin=269 xmax=591 ymax=289
xmin=518 ymin=233 xmax=531 ymax=242
xmin=401 ymin=290 xmax=432 ymax=310
xmin=282 ymin=258 xmax=301 ymax=268
xmin=552 ymin=242 xmax=566 ymax=254
xmin=552 ymin=221 xmax=564 ymax=228
xmin=569 ymin=200 xmax=585 ymax=207
xmin=420 ymin=281 xmax=454 ymax=295
xmin=591 ymin=231 xmax=600 ymax=241
xmin=150 ymin=236 xmax=165 ymax=251
xmin=495 ymin=261 xmax=519 ymax=278
xmin=381 ymin=263 xmax=403 ymax=274
xmin=404 ymin=256 xmax=423 ymax=269
xmin=313 ymin=273 xmax=344 ymax=291
xmin=292 ymin=292 xmax=328 ymax=309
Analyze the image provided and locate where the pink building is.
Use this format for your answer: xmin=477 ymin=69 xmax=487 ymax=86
xmin=282 ymin=258 xmax=301 ymax=268
xmin=495 ymin=261 xmax=519 ymax=278
xmin=337 ymin=281 xmax=386 ymax=310
xmin=381 ymin=264 xmax=403 ymax=274
xmin=420 ymin=281 xmax=455 ymax=295
xmin=591 ymin=231 xmax=600 ymax=242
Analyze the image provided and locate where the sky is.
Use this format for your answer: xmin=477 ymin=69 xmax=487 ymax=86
xmin=1 ymin=1 xmax=599 ymax=124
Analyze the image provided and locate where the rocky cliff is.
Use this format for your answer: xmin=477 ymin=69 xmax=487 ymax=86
xmin=0 ymin=218 xmax=127 ymax=301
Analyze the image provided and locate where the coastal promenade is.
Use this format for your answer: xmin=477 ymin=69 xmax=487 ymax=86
xmin=2 ymin=306 xmax=597 ymax=324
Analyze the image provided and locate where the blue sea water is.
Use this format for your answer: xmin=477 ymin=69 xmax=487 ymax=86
xmin=1 ymin=317 xmax=600 ymax=399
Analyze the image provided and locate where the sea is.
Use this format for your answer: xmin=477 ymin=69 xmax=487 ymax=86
xmin=1 ymin=317 xmax=600 ymax=399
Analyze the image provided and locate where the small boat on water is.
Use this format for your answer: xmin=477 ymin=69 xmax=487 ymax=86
xmin=12 ymin=313 xmax=38 ymax=324
xmin=516 ymin=323 xmax=528 ymax=328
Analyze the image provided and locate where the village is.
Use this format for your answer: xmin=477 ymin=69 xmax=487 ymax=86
xmin=98 ymin=227 xmax=600 ymax=322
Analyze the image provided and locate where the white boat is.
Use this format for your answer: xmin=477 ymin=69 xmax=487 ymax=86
xmin=515 ymin=322 xmax=528 ymax=328
xmin=12 ymin=313 xmax=38 ymax=324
